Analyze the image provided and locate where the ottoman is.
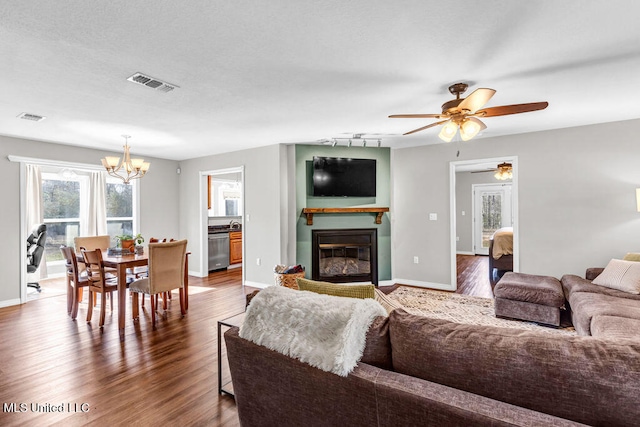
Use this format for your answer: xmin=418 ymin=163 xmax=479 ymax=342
xmin=494 ymin=272 xmax=565 ymax=327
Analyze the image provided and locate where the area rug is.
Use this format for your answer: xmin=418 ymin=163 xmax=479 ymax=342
xmin=388 ymin=286 xmax=576 ymax=336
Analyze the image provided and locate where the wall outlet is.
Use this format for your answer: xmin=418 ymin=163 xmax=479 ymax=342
xmin=456 ymin=236 xmax=460 ymax=241
xmin=461 ymin=210 xmax=465 ymax=216
xmin=413 ymin=256 xmax=419 ymax=264
xmin=256 ymin=257 xmax=261 ymax=266
xmin=246 ymin=214 xmax=250 ymax=222
xmin=429 ymin=213 xmax=437 ymax=221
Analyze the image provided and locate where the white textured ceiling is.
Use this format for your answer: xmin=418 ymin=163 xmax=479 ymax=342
xmin=1 ymin=1 xmax=639 ymax=161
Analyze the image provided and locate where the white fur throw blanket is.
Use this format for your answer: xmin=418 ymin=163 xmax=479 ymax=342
xmin=239 ymin=285 xmax=386 ymax=376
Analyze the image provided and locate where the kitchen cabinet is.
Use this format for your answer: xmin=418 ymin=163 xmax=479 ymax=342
xmin=229 ymin=231 xmax=242 ymax=264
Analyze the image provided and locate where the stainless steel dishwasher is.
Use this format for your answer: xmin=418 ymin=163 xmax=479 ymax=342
xmin=208 ymin=232 xmax=230 ymax=271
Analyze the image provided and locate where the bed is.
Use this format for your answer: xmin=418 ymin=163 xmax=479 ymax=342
xmin=488 ymin=227 xmax=513 ymax=288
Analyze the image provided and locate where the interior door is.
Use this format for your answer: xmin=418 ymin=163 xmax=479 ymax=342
xmin=473 ymin=184 xmax=512 ymax=255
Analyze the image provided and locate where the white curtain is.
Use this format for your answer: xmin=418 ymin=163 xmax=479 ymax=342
xmin=88 ymin=171 xmax=108 ymax=236
xmin=26 ymin=164 xmax=47 ymax=278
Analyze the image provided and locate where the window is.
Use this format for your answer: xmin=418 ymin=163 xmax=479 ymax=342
xmin=40 ymin=167 xmax=138 ymax=275
xmin=42 ymin=175 xmax=83 ymax=263
xmin=106 ymin=180 xmax=134 ymax=239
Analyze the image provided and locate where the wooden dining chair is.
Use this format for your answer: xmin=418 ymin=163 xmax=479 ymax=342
xmin=80 ymin=247 xmax=119 ymax=328
xmin=60 ymin=246 xmax=90 ymax=320
xmin=130 ymin=239 xmax=187 ymax=328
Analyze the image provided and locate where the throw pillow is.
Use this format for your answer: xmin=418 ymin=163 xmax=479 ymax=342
xmin=592 ymin=259 xmax=640 ymax=294
xmin=374 ymin=288 xmax=404 ymax=314
xmin=296 ymin=278 xmax=375 ymax=299
xmin=623 ymin=253 xmax=640 ymax=262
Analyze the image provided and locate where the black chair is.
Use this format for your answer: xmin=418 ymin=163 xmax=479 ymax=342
xmin=27 ymin=223 xmax=47 ymax=292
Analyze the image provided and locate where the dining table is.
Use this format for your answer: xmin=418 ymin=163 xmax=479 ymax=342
xmin=101 ymin=252 xmax=148 ymax=340
xmin=80 ymin=251 xmax=190 ymax=340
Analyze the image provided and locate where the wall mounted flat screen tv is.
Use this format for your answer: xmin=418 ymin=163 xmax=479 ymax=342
xmin=313 ymin=156 xmax=376 ymax=197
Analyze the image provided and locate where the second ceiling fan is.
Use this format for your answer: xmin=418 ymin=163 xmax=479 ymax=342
xmin=389 ymin=83 xmax=548 ymax=142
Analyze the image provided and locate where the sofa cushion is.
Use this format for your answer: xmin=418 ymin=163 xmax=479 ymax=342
xmin=361 ymin=316 xmax=392 ymax=370
xmin=592 ymin=259 xmax=640 ymax=294
xmin=567 ymin=291 xmax=640 ymax=336
xmin=388 ymin=309 xmax=640 ymax=426
xmin=225 ymin=327 xmax=381 ymax=427
xmin=561 ymin=274 xmax=640 ymax=304
xmin=296 ymin=278 xmax=375 ymax=299
xmin=591 ymin=315 xmax=640 ymax=340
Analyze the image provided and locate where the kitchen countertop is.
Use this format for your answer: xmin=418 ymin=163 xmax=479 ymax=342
xmin=208 ymin=226 xmax=242 ymax=234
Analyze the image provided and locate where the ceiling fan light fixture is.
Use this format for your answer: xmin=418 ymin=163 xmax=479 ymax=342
xmin=460 ymin=117 xmax=485 ymax=141
xmin=494 ymin=162 xmax=513 ymax=180
xmin=438 ymin=120 xmax=458 ymax=142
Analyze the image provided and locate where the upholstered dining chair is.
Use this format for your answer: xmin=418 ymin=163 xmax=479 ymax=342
xmin=130 ymin=239 xmax=187 ymax=328
xmin=60 ymin=246 xmax=90 ymax=320
xmin=139 ymin=237 xmax=176 ymax=308
xmin=80 ymin=247 xmax=118 ymax=328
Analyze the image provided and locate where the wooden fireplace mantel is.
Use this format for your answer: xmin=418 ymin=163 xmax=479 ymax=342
xmin=302 ymin=207 xmax=389 ymax=226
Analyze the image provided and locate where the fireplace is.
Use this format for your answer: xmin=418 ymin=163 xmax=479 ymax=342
xmin=312 ymin=229 xmax=378 ymax=285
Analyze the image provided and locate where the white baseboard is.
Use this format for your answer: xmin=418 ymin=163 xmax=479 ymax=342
xmin=390 ymin=278 xmax=456 ymax=292
xmin=0 ymin=298 xmax=22 ymax=308
xmin=227 ymin=263 xmax=242 ymax=270
xmin=378 ymin=280 xmax=396 ymax=288
xmin=244 ymin=280 xmax=271 ymax=289
xmin=456 ymin=251 xmax=475 ymax=256
xmin=188 ymin=270 xmax=209 ymax=278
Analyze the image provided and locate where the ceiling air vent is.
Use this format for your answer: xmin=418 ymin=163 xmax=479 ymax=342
xmin=17 ymin=112 xmax=46 ymax=122
xmin=127 ymin=72 xmax=178 ymax=93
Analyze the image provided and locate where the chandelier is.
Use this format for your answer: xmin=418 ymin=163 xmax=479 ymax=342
xmin=100 ymin=135 xmax=150 ymax=184
xmin=494 ymin=162 xmax=513 ymax=180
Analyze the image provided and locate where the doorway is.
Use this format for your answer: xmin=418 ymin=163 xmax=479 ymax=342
xmin=473 ymin=183 xmax=513 ymax=255
xmin=200 ymin=166 xmax=245 ymax=288
xmin=450 ymin=157 xmax=519 ymax=292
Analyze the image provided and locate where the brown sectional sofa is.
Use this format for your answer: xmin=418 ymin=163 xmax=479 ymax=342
xmin=561 ymin=269 xmax=640 ymax=337
xmin=225 ymin=309 xmax=640 ymax=426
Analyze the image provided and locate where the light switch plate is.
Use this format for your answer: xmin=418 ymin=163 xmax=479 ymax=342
xmin=429 ymin=213 xmax=437 ymax=221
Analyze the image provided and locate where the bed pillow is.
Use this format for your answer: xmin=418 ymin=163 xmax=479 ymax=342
xmin=592 ymin=259 xmax=640 ymax=294
xmin=296 ymin=278 xmax=375 ymax=299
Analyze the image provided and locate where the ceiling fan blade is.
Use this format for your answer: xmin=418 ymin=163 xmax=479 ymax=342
xmin=403 ymin=120 xmax=449 ymax=136
xmin=458 ymin=88 xmax=496 ymax=113
xmin=476 ymin=102 xmax=549 ymax=117
xmin=389 ymin=113 xmax=444 ymax=119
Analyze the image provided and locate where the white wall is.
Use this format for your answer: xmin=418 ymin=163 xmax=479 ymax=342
xmin=178 ymin=144 xmax=293 ymax=287
xmin=392 ymin=118 xmax=640 ymax=287
xmin=0 ymin=135 xmax=179 ymax=306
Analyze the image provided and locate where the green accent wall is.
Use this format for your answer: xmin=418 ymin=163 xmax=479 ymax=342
xmin=295 ymin=144 xmax=391 ymax=281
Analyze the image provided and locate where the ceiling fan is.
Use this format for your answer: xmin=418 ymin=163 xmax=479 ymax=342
xmin=389 ymin=83 xmax=548 ymax=142
xmin=472 ymin=162 xmax=513 ymax=180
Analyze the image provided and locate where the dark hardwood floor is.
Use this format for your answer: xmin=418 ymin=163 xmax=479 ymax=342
xmin=382 ymin=255 xmax=493 ymax=298
xmin=0 ymin=268 xmax=250 ymax=426
xmin=456 ymin=254 xmax=493 ymax=298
